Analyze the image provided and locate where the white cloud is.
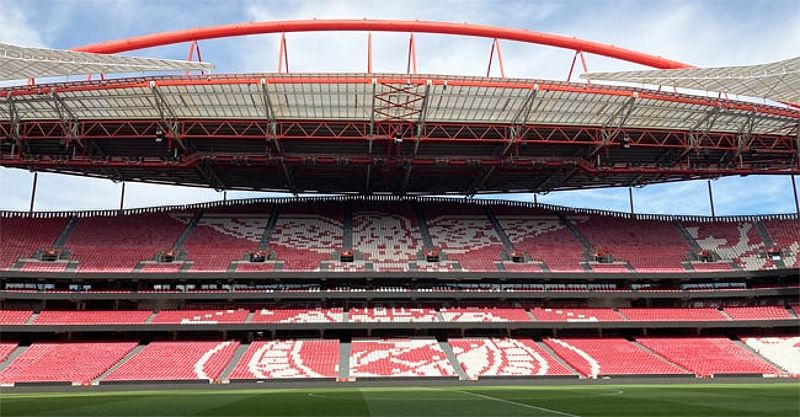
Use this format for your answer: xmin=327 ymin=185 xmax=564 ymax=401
xmin=0 ymin=0 xmax=45 ymax=47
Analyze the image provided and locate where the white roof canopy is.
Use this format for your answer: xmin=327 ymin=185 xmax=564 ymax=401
xmin=582 ymin=57 xmax=800 ymax=104
xmin=0 ymin=43 xmax=214 ymax=81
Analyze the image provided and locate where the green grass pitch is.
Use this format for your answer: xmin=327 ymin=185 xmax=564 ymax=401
xmin=1 ymin=383 xmax=798 ymax=417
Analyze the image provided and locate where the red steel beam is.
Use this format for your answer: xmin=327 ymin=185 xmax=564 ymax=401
xmin=72 ymin=19 xmax=693 ymax=70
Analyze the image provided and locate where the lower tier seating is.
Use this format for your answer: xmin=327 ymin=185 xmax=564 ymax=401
xmin=743 ymin=337 xmax=800 ymax=374
xmin=543 ymin=338 xmax=689 ymax=377
xmin=0 ymin=310 xmax=32 ymax=324
xmin=349 ymin=338 xmax=457 ymax=378
xmin=0 ymin=343 xmax=18 ymax=363
xmin=0 ymin=342 xmax=137 ymax=384
xmin=228 ymin=340 xmax=339 ymax=380
xmin=636 ymin=337 xmax=781 ymax=376
xmin=619 ymin=308 xmax=726 ymax=321
xmin=151 ymin=309 xmax=249 ymax=324
xmin=251 ymin=307 xmax=345 ymax=323
xmin=724 ymin=306 xmax=793 ymax=321
xmin=103 ymin=341 xmax=239 ymax=382
xmin=449 ymin=338 xmax=572 ymax=378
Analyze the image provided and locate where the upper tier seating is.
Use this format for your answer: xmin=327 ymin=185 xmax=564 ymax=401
xmin=762 ymin=219 xmax=800 ymax=267
xmin=269 ymin=202 xmax=343 ymax=271
xmin=426 ymin=204 xmax=503 ymax=271
xmin=103 ymin=341 xmax=239 ymax=382
xmin=743 ymin=337 xmax=800 ymax=374
xmin=636 ymin=337 xmax=781 ymax=376
xmin=34 ymin=310 xmax=152 ymax=325
xmin=440 ymin=307 xmax=530 ymax=322
xmin=683 ymin=221 xmax=768 ymax=270
xmin=0 ymin=343 xmax=18 ymax=363
xmin=724 ymin=306 xmax=793 ymax=321
xmin=573 ymin=216 xmax=689 ymax=272
xmin=349 ymin=306 xmax=438 ymax=323
xmin=251 ymin=307 xmax=345 ymax=323
xmin=228 ymin=339 xmax=339 ymax=380
xmin=0 ymin=341 xmax=137 ymax=384
xmin=530 ymin=308 xmax=623 ymax=322
xmin=543 ymin=338 xmax=689 ymax=377
xmin=352 ymin=202 xmax=423 ymax=271
xmin=619 ymin=308 xmax=726 ymax=321
xmin=182 ymin=210 xmax=269 ymax=272
xmin=0 ymin=310 xmax=32 ymax=324
xmin=0 ymin=217 xmax=66 ymax=269
xmin=449 ymin=338 xmax=572 ymax=378
xmin=493 ymin=206 xmax=586 ymax=272
xmin=151 ymin=309 xmax=249 ymax=324
xmin=66 ymin=213 xmax=186 ymax=272
xmin=349 ymin=338 xmax=456 ymax=378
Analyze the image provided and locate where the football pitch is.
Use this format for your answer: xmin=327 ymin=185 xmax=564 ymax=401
xmin=1 ymin=383 xmax=798 ymax=417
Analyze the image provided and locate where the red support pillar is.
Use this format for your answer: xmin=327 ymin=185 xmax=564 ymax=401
xmin=566 ymin=51 xmax=579 ymax=82
xmin=406 ymin=33 xmax=417 ymax=75
xmin=277 ymin=33 xmax=289 ymax=74
xmin=367 ymin=32 xmax=373 ymax=74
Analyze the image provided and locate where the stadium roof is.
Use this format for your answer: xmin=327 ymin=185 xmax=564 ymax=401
xmin=0 ymin=42 xmax=214 ymax=81
xmin=582 ymin=57 xmax=800 ymax=104
xmin=1 ymin=74 xmax=797 ymax=194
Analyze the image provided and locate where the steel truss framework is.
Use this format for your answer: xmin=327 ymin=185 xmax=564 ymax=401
xmin=1 ymin=19 xmax=798 ymax=194
xmin=1 ymin=75 xmax=798 ymax=194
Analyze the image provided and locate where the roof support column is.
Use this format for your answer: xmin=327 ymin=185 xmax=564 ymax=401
xmin=149 ymin=81 xmax=186 ymax=153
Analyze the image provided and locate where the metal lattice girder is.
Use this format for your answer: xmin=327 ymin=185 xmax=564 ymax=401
xmin=0 ymin=42 xmax=213 ymax=81
xmin=583 ymin=56 xmax=800 ymax=104
xmin=149 ymin=81 xmax=185 ymax=152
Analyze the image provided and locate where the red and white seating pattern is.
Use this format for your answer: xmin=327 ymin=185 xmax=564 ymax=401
xmin=0 ymin=343 xmax=18 ymax=363
xmin=152 ymin=309 xmax=249 ymax=324
xmin=574 ymin=217 xmax=689 ymax=272
xmin=349 ymin=306 xmax=438 ymax=323
xmin=684 ymin=221 xmax=768 ymax=270
xmin=619 ymin=308 xmax=726 ymax=321
xmin=743 ymin=337 xmax=800 ymax=374
xmin=496 ymin=213 xmax=586 ymax=272
xmin=138 ymin=263 xmax=183 ymax=273
xmin=440 ymin=307 xmax=530 ymax=322
xmin=691 ymin=262 xmax=734 ymax=272
xmin=228 ymin=340 xmax=339 ymax=380
xmin=0 ymin=310 xmax=32 ymax=324
xmin=724 ymin=306 xmax=793 ymax=321
xmin=543 ymin=338 xmax=689 ymax=377
xmin=349 ymin=338 xmax=456 ymax=378
xmin=500 ymin=262 xmax=546 ymax=272
xmin=19 ymin=262 xmax=69 ymax=272
xmin=252 ymin=307 xmax=345 ymax=323
xmin=427 ymin=205 xmax=502 ymax=271
xmin=530 ymin=308 xmax=623 ymax=322
xmin=104 ymin=341 xmax=239 ymax=382
xmin=587 ymin=263 xmax=630 ymax=273
xmin=34 ymin=310 xmax=152 ymax=325
xmin=763 ymin=219 xmax=800 ymax=267
xmin=353 ymin=203 xmax=422 ymax=271
xmin=450 ymin=338 xmax=572 ymax=378
xmin=637 ymin=337 xmax=781 ymax=376
xmin=270 ymin=203 xmax=343 ymax=271
xmin=0 ymin=342 xmax=137 ymax=384
xmin=0 ymin=217 xmax=66 ymax=270
xmin=66 ymin=214 xmax=186 ymax=272
xmin=181 ymin=213 xmax=267 ymax=272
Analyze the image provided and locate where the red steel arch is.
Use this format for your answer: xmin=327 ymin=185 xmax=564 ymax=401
xmin=73 ymin=19 xmax=693 ymax=70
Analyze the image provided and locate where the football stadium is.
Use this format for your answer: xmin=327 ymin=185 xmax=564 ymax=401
xmin=0 ymin=3 xmax=798 ymax=417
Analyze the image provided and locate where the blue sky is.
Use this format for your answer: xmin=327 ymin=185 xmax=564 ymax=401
xmin=1 ymin=0 xmax=798 ymax=214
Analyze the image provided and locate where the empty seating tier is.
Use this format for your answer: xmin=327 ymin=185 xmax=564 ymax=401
xmin=353 ymin=202 xmax=423 ymax=270
xmin=440 ymin=307 xmax=530 ymax=322
xmin=349 ymin=306 xmax=438 ymax=323
xmin=763 ymin=219 xmax=800 ymax=267
xmin=0 ymin=342 xmax=137 ymax=384
xmin=530 ymin=308 xmax=623 ymax=322
xmin=683 ymin=221 xmax=768 ymax=270
xmin=0 ymin=310 xmax=32 ymax=324
xmin=0 ymin=343 xmax=18 ymax=363
xmin=228 ymin=340 xmax=339 ymax=380
xmin=743 ymin=337 xmax=800 ymax=374
xmin=619 ymin=308 xmax=726 ymax=321
xmin=34 ymin=310 xmax=152 ymax=325
xmin=349 ymin=338 xmax=457 ymax=378
xmin=543 ymin=338 xmax=690 ymax=377
xmin=636 ymin=337 xmax=781 ymax=376
xmin=450 ymin=338 xmax=572 ymax=378
xmin=724 ymin=306 xmax=793 ymax=321
xmin=269 ymin=202 xmax=343 ymax=271
xmin=251 ymin=307 xmax=345 ymax=323
xmin=183 ymin=212 xmax=268 ymax=272
xmin=0 ymin=217 xmax=66 ymax=269
xmin=426 ymin=204 xmax=503 ymax=272
xmin=152 ymin=309 xmax=249 ymax=324
xmin=103 ymin=341 xmax=239 ymax=382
